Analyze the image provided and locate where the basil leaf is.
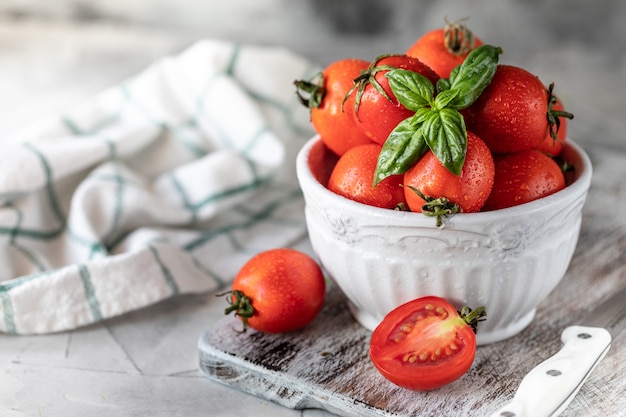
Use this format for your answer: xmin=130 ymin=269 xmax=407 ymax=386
xmin=448 ymin=64 xmax=461 ymax=86
xmin=434 ymin=89 xmax=460 ymax=110
xmin=436 ymin=78 xmax=452 ymax=94
xmin=413 ymin=106 xmax=434 ymax=124
xmin=446 ymin=45 xmax=501 ymax=109
xmin=385 ymin=69 xmax=435 ymax=111
xmin=422 ymin=108 xmax=467 ymax=175
xmin=373 ymin=44 xmax=500 ymax=182
xmin=374 ymin=117 xmax=428 ymax=185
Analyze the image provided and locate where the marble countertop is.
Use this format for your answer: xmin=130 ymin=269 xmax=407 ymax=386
xmin=1 ymin=1 xmax=625 ymax=416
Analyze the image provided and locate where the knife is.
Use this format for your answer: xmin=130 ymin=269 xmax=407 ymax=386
xmin=489 ymin=287 xmax=626 ymax=417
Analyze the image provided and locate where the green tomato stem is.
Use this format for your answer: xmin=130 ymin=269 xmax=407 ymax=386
xmin=219 ymin=290 xmax=254 ymax=332
xmin=459 ymin=305 xmax=487 ymax=334
xmin=547 ymin=82 xmax=574 ymax=141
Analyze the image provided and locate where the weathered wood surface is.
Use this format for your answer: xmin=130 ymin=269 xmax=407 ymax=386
xmin=199 ymin=145 xmax=626 ymax=417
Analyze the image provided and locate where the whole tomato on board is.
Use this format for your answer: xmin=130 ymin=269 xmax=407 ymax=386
xmin=464 ymin=65 xmax=574 ymax=154
xmin=406 ymin=19 xmax=483 ymax=78
xmin=223 ymin=248 xmax=326 ymax=333
xmin=369 ymin=296 xmax=486 ymax=391
xmin=403 ymin=132 xmax=495 ymax=219
xmin=295 ymin=58 xmax=373 ymax=156
xmin=482 ymin=149 xmax=566 ymax=211
xmin=349 ymin=54 xmax=440 ymax=146
xmin=328 ymin=143 xmax=407 ymax=209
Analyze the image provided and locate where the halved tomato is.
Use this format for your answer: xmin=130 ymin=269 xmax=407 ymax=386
xmin=369 ymin=296 xmax=485 ymax=391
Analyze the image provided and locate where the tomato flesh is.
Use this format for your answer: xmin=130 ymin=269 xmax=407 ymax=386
xmin=369 ymin=296 xmax=477 ymax=391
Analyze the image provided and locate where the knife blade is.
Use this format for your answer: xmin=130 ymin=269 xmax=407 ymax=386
xmin=489 ymin=286 xmax=626 ymax=417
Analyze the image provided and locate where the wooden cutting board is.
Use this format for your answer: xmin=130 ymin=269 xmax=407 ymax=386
xmin=198 ymin=250 xmax=624 ymax=417
xmin=198 ymin=146 xmax=626 ymax=416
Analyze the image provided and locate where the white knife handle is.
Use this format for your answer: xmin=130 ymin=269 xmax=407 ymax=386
xmin=489 ymin=325 xmax=611 ymax=417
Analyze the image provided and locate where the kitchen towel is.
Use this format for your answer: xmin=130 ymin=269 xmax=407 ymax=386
xmin=0 ymin=39 xmax=318 ymax=334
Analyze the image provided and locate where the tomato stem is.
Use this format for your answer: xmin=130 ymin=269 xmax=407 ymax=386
xmin=547 ymin=82 xmax=574 ymax=141
xmin=343 ymin=54 xmax=405 ymax=120
xmin=405 ymin=186 xmax=461 ymax=227
xmin=443 ymin=17 xmax=477 ymax=56
xmin=218 ymin=290 xmax=255 ymax=332
xmin=294 ymin=73 xmax=324 ymax=113
xmin=459 ymin=305 xmax=487 ymax=333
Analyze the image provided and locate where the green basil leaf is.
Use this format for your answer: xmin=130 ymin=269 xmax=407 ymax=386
xmin=448 ymin=63 xmax=461 ymax=86
xmin=385 ymin=69 xmax=435 ymax=111
xmin=434 ymin=89 xmax=460 ymax=110
xmin=422 ymin=108 xmax=467 ymax=176
xmin=412 ymin=106 xmax=434 ymax=124
xmin=373 ymin=117 xmax=428 ymax=185
xmin=448 ymin=44 xmax=502 ymax=109
xmin=436 ymin=78 xmax=452 ymax=94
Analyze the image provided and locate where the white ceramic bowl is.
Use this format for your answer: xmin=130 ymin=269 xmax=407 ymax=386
xmin=296 ymin=136 xmax=592 ymax=345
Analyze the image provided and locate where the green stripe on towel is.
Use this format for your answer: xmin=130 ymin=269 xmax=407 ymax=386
xmin=149 ymin=246 xmax=179 ymax=295
xmin=0 ymin=290 xmax=16 ymax=334
xmin=78 ymin=264 xmax=103 ymax=322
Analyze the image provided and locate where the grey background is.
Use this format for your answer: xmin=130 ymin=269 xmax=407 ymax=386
xmin=1 ymin=0 xmax=625 ymax=150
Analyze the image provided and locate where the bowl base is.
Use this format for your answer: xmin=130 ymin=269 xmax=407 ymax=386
xmin=347 ymin=302 xmax=536 ymax=346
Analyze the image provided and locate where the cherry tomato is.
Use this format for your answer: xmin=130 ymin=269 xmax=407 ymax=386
xmin=369 ymin=296 xmax=486 ymax=391
xmin=403 ymin=132 xmax=494 ymax=215
xmin=224 ymin=248 xmax=325 ymax=333
xmin=350 ymin=54 xmax=439 ymax=146
xmin=295 ymin=58 xmax=373 ymax=156
xmin=406 ymin=21 xmax=483 ymax=78
xmin=328 ymin=143 xmax=407 ymax=209
xmin=482 ymin=149 xmax=566 ymax=211
xmin=534 ymin=96 xmax=568 ymax=156
xmin=465 ymin=65 xmax=571 ymax=154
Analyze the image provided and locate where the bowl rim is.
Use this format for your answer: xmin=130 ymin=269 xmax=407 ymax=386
xmin=296 ymin=135 xmax=593 ymax=226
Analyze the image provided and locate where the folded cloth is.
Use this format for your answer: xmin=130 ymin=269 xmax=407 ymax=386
xmin=0 ymin=40 xmax=318 ymax=334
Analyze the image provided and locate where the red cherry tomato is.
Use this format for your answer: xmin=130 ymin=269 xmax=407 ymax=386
xmin=482 ymin=149 xmax=566 ymax=211
xmin=328 ymin=143 xmax=407 ymax=209
xmin=225 ymin=248 xmax=326 ymax=333
xmin=465 ymin=65 xmax=570 ymax=154
xmin=295 ymin=58 xmax=373 ymax=156
xmin=406 ymin=22 xmax=483 ymax=78
xmin=350 ymin=54 xmax=439 ymax=146
xmin=369 ymin=296 xmax=486 ymax=391
xmin=403 ymin=132 xmax=494 ymax=214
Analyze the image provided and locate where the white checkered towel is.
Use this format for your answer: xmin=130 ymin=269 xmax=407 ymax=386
xmin=0 ymin=40 xmax=317 ymax=334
